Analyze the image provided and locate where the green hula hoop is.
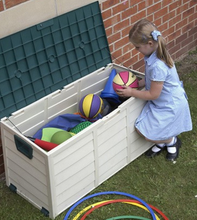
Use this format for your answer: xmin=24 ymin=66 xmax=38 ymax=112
xmin=106 ymin=216 xmax=151 ymax=220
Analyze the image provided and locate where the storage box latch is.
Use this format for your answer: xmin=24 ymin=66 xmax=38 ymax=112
xmin=14 ymin=135 xmax=33 ymax=159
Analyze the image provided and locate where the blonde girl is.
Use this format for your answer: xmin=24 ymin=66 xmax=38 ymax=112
xmin=116 ymin=19 xmax=192 ymax=161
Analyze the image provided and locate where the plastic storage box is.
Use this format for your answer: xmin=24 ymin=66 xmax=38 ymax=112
xmin=0 ymin=2 xmax=152 ymax=219
xmin=1 ymin=63 xmax=152 ymax=219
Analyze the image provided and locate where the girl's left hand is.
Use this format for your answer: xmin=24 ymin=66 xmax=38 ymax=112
xmin=116 ymin=86 xmax=133 ymax=97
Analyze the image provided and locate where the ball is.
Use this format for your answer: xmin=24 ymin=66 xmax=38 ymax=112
xmin=50 ymin=130 xmax=72 ymax=144
xmin=79 ymin=94 xmax=103 ymax=119
xmin=112 ymin=71 xmax=138 ymax=91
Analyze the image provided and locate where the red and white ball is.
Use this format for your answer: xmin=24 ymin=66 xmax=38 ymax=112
xmin=113 ymin=71 xmax=138 ymax=91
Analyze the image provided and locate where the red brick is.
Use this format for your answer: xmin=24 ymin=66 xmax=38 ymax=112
xmin=162 ymin=0 xmax=173 ymax=7
xmin=105 ymin=27 xmax=113 ymax=37
xmin=132 ymin=48 xmax=139 ymax=56
xmin=121 ymin=52 xmax=132 ymax=63
xmin=5 ymin=0 xmax=29 ymax=9
xmin=112 ymin=2 xmax=129 ymax=15
xmin=176 ymin=32 xmax=188 ymax=45
xmin=175 ymin=18 xmax=188 ymax=31
xmin=163 ymin=26 xmax=175 ymax=39
xmin=158 ymin=22 xmax=168 ymax=32
xmin=176 ymin=3 xmax=189 ymax=15
xmin=163 ymin=10 xmax=176 ymax=23
xmin=122 ymin=26 xmax=132 ymax=38
xmin=168 ymin=29 xmax=181 ymax=43
xmin=123 ymin=43 xmax=131 ymax=54
xmin=103 ymin=14 xmax=121 ymax=29
xmin=146 ymin=14 xmax=154 ymax=22
xmin=182 ymin=7 xmax=195 ymax=19
xmin=138 ymin=1 xmax=146 ymax=11
xmin=114 ymin=18 xmax=129 ymax=33
xmin=122 ymin=5 xmax=137 ymax=20
xmin=190 ymin=0 xmax=197 ymax=7
xmin=188 ymin=12 xmax=197 ymax=22
xmin=108 ymin=32 xmax=121 ymax=45
xmin=0 ymin=1 xmax=4 ymax=11
xmin=169 ymin=14 xmax=182 ymax=28
xmin=189 ymin=26 xmax=197 ymax=36
xmin=111 ymin=48 xmax=122 ymax=60
xmin=169 ymin=1 xmax=182 ymax=12
xmin=154 ymin=18 xmax=162 ymax=27
xmin=182 ymin=21 xmax=195 ymax=34
xmin=181 ymin=36 xmax=194 ymax=48
xmin=114 ymin=36 xmax=129 ymax=50
xmin=154 ymin=7 xmax=168 ymax=20
xmin=102 ymin=8 xmax=112 ymax=21
xmin=145 ymin=0 xmax=154 ymax=7
xmin=130 ymin=10 xmax=146 ymax=24
xmin=147 ymin=2 xmax=162 ymax=15
xmin=129 ymin=0 xmax=143 ymax=7
xmin=101 ymin=0 xmax=119 ymax=11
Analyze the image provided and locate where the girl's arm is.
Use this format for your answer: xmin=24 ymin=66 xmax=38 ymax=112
xmin=138 ymin=78 xmax=145 ymax=88
xmin=116 ymin=80 xmax=163 ymax=100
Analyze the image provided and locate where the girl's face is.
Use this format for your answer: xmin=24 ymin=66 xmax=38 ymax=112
xmin=134 ymin=41 xmax=157 ymax=56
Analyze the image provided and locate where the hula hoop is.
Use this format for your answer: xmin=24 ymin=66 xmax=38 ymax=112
xmin=80 ymin=199 xmax=161 ymax=220
xmin=63 ymin=191 xmax=156 ymax=220
xmin=73 ymin=200 xmax=160 ymax=220
xmin=106 ymin=216 xmax=151 ymax=220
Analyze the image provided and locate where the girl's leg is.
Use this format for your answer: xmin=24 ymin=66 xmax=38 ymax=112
xmin=136 ymin=128 xmax=181 ymax=160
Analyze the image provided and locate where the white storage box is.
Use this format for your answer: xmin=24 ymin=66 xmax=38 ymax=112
xmin=1 ymin=63 xmax=152 ymax=219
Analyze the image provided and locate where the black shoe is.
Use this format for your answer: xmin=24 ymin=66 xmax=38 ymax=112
xmin=145 ymin=145 xmax=165 ymax=158
xmin=166 ymin=137 xmax=182 ymax=161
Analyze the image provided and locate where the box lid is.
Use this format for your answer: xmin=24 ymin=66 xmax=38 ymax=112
xmin=0 ymin=1 xmax=112 ymax=118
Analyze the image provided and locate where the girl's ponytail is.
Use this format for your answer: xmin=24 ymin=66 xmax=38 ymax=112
xmin=157 ymin=36 xmax=174 ymax=68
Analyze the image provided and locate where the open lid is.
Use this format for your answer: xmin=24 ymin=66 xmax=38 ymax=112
xmin=0 ymin=1 xmax=112 ymax=118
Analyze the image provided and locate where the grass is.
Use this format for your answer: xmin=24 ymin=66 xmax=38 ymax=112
xmin=0 ymin=48 xmax=197 ymax=220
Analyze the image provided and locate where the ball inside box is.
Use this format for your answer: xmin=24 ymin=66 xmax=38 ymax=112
xmin=79 ymin=94 xmax=103 ymax=119
xmin=51 ymin=130 xmax=72 ymax=144
xmin=113 ymin=71 xmax=138 ymax=91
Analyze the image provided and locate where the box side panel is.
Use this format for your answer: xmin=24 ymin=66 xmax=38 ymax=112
xmin=0 ymin=122 xmax=51 ymax=212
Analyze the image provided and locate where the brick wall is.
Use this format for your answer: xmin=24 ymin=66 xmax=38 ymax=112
xmin=100 ymin=0 xmax=197 ymax=72
xmin=0 ymin=0 xmax=197 ymax=175
xmin=0 ymin=0 xmax=29 ymax=11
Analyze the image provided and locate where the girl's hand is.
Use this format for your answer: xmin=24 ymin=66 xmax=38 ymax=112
xmin=116 ymin=86 xmax=133 ymax=97
xmin=138 ymin=78 xmax=145 ymax=88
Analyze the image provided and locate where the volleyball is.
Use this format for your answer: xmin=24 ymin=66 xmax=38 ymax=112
xmin=79 ymin=94 xmax=103 ymax=119
xmin=112 ymin=71 xmax=138 ymax=91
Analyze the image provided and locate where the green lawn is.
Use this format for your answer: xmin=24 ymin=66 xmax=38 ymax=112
xmin=0 ymin=48 xmax=197 ymax=220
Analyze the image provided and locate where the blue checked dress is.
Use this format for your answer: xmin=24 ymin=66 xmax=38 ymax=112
xmin=135 ymin=52 xmax=192 ymax=141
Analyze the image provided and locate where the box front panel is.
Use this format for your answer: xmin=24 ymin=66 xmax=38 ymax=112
xmin=49 ymin=126 xmax=99 ymax=216
xmin=1 ymin=123 xmax=50 ymax=211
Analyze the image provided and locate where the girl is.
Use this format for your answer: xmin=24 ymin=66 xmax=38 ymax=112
xmin=116 ymin=19 xmax=192 ymax=161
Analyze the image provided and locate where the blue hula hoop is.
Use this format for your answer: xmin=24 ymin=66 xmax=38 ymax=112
xmin=63 ymin=191 xmax=156 ymax=220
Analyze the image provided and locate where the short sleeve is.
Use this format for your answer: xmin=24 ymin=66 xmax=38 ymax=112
xmin=150 ymin=64 xmax=168 ymax=82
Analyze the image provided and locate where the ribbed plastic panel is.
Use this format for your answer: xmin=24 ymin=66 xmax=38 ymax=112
xmin=0 ymin=1 xmax=111 ymax=118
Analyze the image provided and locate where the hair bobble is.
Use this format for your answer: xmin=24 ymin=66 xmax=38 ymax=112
xmin=151 ymin=30 xmax=161 ymax=41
